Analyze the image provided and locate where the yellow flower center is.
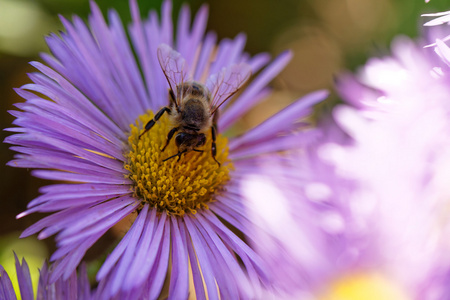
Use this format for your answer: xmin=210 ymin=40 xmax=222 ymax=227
xmin=124 ymin=111 xmax=232 ymax=216
xmin=319 ymin=272 xmax=411 ymax=300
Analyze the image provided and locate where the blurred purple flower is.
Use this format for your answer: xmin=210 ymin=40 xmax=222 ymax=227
xmin=242 ymin=32 xmax=450 ymax=300
xmin=0 ymin=255 xmax=90 ymax=300
xmin=5 ymin=0 xmax=327 ymax=298
xmin=328 ymin=35 xmax=450 ymax=299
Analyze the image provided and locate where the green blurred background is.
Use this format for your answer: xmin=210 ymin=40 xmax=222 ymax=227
xmin=0 ymin=0 xmax=447 ymax=295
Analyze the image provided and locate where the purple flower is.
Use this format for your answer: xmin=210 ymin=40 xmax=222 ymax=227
xmin=328 ymin=36 xmax=450 ymax=299
xmin=242 ymin=29 xmax=450 ymax=300
xmin=0 ymin=255 xmax=90 ymax=300
xmin=5 ymin=0 xmax=327 ymax=298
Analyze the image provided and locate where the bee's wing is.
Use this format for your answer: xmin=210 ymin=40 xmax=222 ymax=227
xmin=157 ymin=44 xmax=187 ymax=106
xmin=207 ymin=63 xmax=252 ymax=115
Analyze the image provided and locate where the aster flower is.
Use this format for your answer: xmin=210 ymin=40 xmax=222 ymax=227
xmin=5 ymin=0 xmax=327 ymax=298
xmin=0 ymin=255 xmax=90 ymax=300
xmin=242 ymin=28 xmax=450 ymax=300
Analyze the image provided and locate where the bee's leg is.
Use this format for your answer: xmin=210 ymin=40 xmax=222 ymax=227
xmin=161 ymin=127 xmax=179 ymax=152
xmin=193 ymin=149 xmax=204 ymax=153
xmin=139 ymin=107 xmax=171 ymax=139
xmin=163 ymin=150 xmax=187 ymax=162
xmin=211 ymin=125 xmax=221 ymax=167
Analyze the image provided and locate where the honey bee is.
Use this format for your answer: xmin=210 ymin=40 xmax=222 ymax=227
xmin=139 ymin=44 xmax=251 ymax=166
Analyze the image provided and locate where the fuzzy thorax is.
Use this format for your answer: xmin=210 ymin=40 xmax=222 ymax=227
xmin=124 ymin=111 xmax=232 ymax=216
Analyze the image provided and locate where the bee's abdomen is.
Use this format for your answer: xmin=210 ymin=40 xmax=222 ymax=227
xmin=182 ymin=98 xmax=209 ymax=129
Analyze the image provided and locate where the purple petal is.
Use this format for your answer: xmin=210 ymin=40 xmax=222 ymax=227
xmin=209 ymin=33 xmax=247 ymax=76
xmin=0 ymin=265 xmax=17 ymax=300
xmin=168 ymin=217 xmax=189 ymax=299
xmin=219 ymin=50 xmax=293 ymax=130
xmin=123 ymin=209 xmax=159 ymax=289
xmin=178 ymin=4 xmax=209 ymax=70
xmin=14 ymin=255 xmax=34 ymax=300
xmin=9 ymin=128 xmax=124 ymax=173
xmin=184 ymin=216 xmax=220 ymax=300
xmin=8 ymin=151 xmax=124 ymax=177
xmin=31 ymin=170 xmax=131 ymax=185
xmin=19 ymin=205 xmax=91 ymax=236
xmin=38 ymin=183 xmax=127 ymax=194
xmin=88 ymin=1 xmax=146 ymax=118
xmin=160 ymin=0 xmax=174 ymax=46
xmin=247 ymin=52 xmax=271 ymax=73
xmin=229 ymin=131 xmax=321 ymax=160
xmin=11 ymin=99 xmax=124 ymax=159
xmin=96 ymin=217 xmax=139 ymax=281
xmin=26 ymin=64 xmax=126 ymax=140
xmin=56 ymin=16 xmax=133 ymax=128
xmin=129 ymin=0 xmax=163 ymax=111
xmin=77 ymin=263 xmax=91 ymax=300
xmin=108 ymin=207 xmax=148 ymax=296
xmin=147 ymin=217 xmax=171 ymax=300
xmin=50 ymin=234 xmax=104 ymax=282
xmin=176 ymin=4 xmax=191 ymax=51
xmin=36 ymin=262 xmax=49 ymax=299
xmin=209 ymin=201 xmax=252 ymax=238
xmin=203 ymin=211 xmax=270 ymax=285
xmin=52 ymin=197 xmax=137 ymax=241
xmin=28 ymin=184 xmax=130 ymax=208
xmin=20 ymin=196 xmax=136 ymax=240
xmin=191 ymin=216 xmax=242 ymax=299
xmin=184 ymin=222 xmax=207 ymax=300
xmin=230 ymin=90 xmax=328 ymax=149
xmin=56 ymin=201 xmax=138 ymax=246
xmin=12 ymin=90 xmax=124 ymax=147
xmin=193 ymin=32 xmax=217 ymax=80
